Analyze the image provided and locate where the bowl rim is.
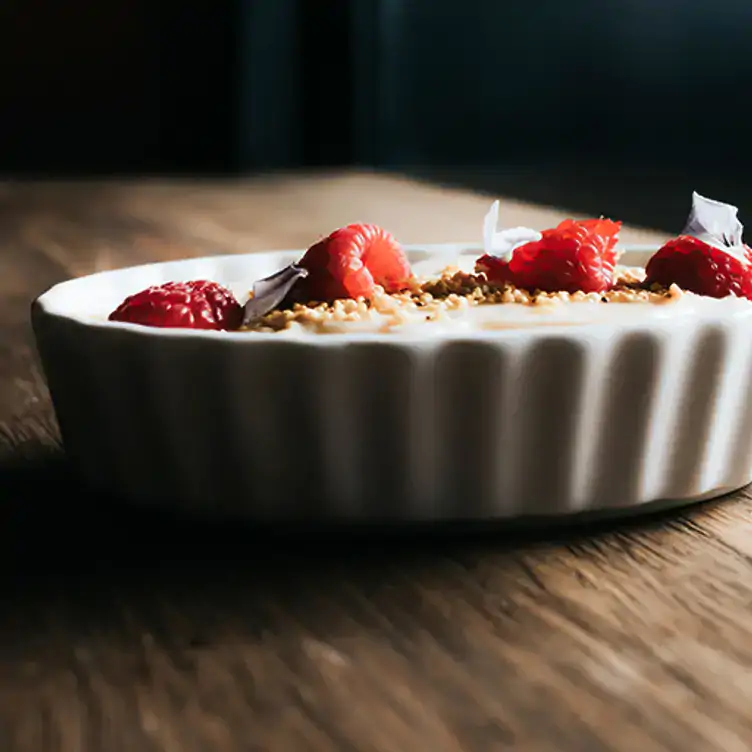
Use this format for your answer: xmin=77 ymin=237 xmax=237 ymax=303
xmin=32 ymin=242 xmax=747 ymax=346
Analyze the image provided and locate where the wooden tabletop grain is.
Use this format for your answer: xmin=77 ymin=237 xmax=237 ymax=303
xmin=2 ymin=171 xmax=752 ymax=752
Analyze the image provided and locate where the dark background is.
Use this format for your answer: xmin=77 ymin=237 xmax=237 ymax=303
xmin=1 ymin=0 xmax=750 ymax=230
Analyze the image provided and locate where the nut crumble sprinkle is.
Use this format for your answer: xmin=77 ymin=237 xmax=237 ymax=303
xmin=242 ymin=266 xmax=682 ymax=333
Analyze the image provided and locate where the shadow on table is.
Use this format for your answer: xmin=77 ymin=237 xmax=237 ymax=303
xmin=0 ymin=448 xmax=733 ymax=667
xmin=0 ymin=449 xmax=720 ymax=581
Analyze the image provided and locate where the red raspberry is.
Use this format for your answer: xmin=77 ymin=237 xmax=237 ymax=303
xmin=108 ymin=280 xmax=243 ymax=330
xmin=644 ymin=236 xmax=752 ymax=299
xmin=476 ymin=218 xmax=622 ymax=294
xmin=294 ymin=223 xmax=413 ymax=302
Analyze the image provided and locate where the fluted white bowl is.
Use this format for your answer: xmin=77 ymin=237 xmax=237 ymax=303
xmin=31 ymin=244 xmax=752 ymax=521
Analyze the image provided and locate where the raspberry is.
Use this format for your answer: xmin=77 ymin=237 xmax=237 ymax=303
xmin=108 ymin=280 xmax=243 ymax=330
xmin=293 ymin=223 xmax=413 ymax=302
xmin=644 ymin=236 xmax=752 ymax=300
xmin=476 ymin=218 xmax=622 ymax=294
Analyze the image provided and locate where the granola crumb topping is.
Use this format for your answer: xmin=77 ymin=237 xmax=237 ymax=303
xmin=242 ymin=266 xmax=680 ymax=333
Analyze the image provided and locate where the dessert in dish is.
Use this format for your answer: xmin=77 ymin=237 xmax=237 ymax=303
xmin=107 ymin=192 xmax=752 ymax=336
xmin=32 ymin=190 xmax=752 ymax=521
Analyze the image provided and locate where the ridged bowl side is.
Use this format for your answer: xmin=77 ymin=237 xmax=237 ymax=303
xmin=32 ymin=304 xmax=752 ymax=521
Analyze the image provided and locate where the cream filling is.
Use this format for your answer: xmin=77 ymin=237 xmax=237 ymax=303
xmin=265 ymin=292 xmax=751 ymax=336
xmin=251 ymin=258 xmax=752 ymax=336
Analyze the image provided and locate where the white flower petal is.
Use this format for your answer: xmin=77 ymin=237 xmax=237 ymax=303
xmin=682 ymin=191 xmax=747 ymax=262
xmin=483 ymin=200 xmax=500 ymax=257
xmin=482 ymin=200 xmax=542 ymax=262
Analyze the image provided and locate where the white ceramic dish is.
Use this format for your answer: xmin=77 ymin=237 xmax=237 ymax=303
xmin=31 ymin=244 xmax=752 ymax=521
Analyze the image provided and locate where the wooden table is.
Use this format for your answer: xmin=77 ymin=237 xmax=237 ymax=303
xmin=2 ymin=171 xmax=752 ymax=752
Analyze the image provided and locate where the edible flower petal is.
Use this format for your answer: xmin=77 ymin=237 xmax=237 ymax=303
xmin=482 ymin=200 xmax=542 ymax=262
xmin=242 ymin=264 xmax=308 ymax=326
xmin=682 ymin=191 xmax=747 ymax=262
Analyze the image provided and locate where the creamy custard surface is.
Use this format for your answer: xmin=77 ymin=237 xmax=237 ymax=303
xmin=241 ymin=258 xmax=752 ymax=336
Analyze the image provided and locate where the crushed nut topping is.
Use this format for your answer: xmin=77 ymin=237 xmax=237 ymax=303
xmin=242 ymin=266 xmax=679 ymax=333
